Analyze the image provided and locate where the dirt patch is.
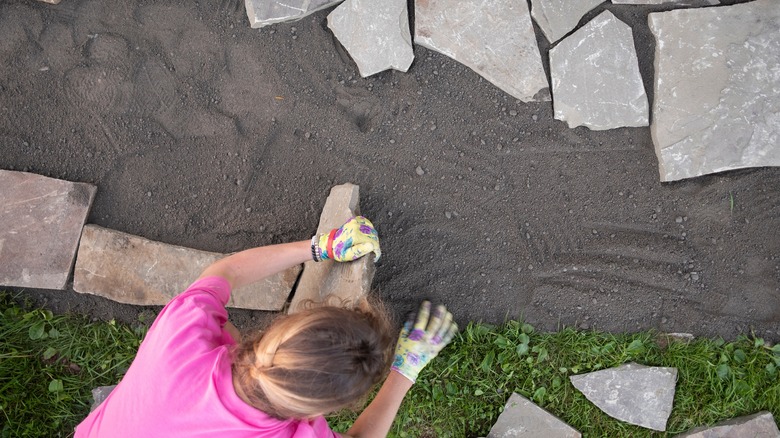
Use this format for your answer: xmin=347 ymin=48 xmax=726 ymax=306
xmin=1 ymin=0 xmax=778 ymax=341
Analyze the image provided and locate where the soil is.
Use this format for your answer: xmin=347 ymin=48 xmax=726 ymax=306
xmin=1 ymin=0 xmax=778 ymax=341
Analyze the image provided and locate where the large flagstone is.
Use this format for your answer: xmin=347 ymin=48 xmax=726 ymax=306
xmin=73 ymin=225 xmax=299 ymax=310
xmin=0 ymin=171 xmax=96 ymax=290
xmin=570 ymin=362 xmax=677 ymax=431
xmin=487 ymin=392 xmax=581 ymax=438
xmin=550 ymin=11 xmax=648 ymax=130
xmin=649 ymin=0 xmax=780 ymax=181
xmin=328 ymin=0 xmax=413 ymax=77
xmin=415 ymin=0 xmax=549 ymax=102
xmin=530 ymin=0 xmax=603 ymax=44
xmin=245 ymin=0 xmax=342 ymax=29
xmin=676 ymin=411 xmax=780 ymax=438
xmin=288 ymin=183 xmax=375 ymax=313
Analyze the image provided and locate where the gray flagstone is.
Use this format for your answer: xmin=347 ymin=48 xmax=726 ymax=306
xmin=415 ymin=0 xmax=550 ymax=103
xmin=245 ymin=0 xmax=342 ymax=29
xmin=550 ymin=11 xmax=648 ymax=130
xmin=288 ymin=183 xmax=375 ymax=313
xmin=487 ymin=392 xmax=581 ymax=438
xmin=0 ymin=171 xmax=96 ymax=290
xmin=530 ymin=0 xmax=603 ymax=43
xmin=649 ymin=0 xmax=780 ymax=181
xmin=675 ymin=411 xmax=780 ymax=438
xmin=73 ymin=225 xmax=299 ymax=310
xmin=328 ymin=0 xmax=414 ymax=77
xmin=570 ymin=362 xmax=677 ymax=431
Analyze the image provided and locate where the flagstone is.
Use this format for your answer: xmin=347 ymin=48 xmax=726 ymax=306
xmin=612 ymin=0 xmax=718 ymax=4
xmin=73 ymin=225 xmax=299 ymax=310
xmin=0 ymin=171 xmax=96 ymax=290
xmin=676 ymin=411 xmax=780 ymax=438
xmin=550 ymin=11 xmax=648 ymax=130
xmin=530 ymin=0 xmax=603 ymax=43
xmin=487 ymin=392 xmax=581 ymax=438
xmin=328 ymin=0 xmax=413 ymax=77
xmin=570 ymin=362 xmax=677 ymax=431
xmin=245 ymin=0 xmax=342 ymax=29
xmin=289 ymin=183 xmax=375 ymax=313
xmin=649 ymin=0 xmax=780 ymax=181
xmin=415 ymin=0 xmax=549 ymax=102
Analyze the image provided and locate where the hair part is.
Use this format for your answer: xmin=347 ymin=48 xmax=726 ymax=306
xmin=232 ymin=298 xmax=393 ymax=420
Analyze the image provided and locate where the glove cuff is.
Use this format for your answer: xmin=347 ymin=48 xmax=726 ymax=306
xmin=390 ymin=365 xmax=417 ymax=384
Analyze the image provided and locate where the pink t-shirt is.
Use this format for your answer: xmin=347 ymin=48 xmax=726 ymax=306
xmin=75 ymin=276 xmax=339 ymax=438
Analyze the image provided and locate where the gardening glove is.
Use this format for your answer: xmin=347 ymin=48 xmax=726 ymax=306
xmin=313 ymin=216 xmax=381 ymax=262
xmin=391 ymin=301 xmax=458 ymax=383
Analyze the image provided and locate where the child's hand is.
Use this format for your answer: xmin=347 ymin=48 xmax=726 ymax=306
xmin=315 ymin=216 xmax=381 ymax=262
xmin=391 ymin=301 xmax=458 ymax=383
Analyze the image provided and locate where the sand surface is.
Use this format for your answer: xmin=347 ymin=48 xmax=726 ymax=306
xmin=1 ymin=0 xmax=778 ymax=340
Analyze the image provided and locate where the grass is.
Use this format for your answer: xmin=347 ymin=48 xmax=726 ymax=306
xmin=2 ymin=292 xmax=778 ymax=437
xmin=0 ymin=292 xmax=145 ymax=437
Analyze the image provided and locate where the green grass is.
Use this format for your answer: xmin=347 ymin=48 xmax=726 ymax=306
xmin=2 ymin=292 xmax=778 ymax=437
xmin=0 ymin=292 xmax=145 ymax=437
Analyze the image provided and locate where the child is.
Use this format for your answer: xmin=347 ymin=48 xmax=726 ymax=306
xmin=75 ymin=217 xmax=457 ymax=437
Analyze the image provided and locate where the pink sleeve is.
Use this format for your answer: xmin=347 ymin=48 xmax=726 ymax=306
xmin=143 ymin=276 xmax=235 ymax=355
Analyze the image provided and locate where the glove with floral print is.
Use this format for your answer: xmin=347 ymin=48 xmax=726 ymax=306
xmin=314 ymin=216 xmax=381 ymax=262
xmin=391 ymin=301 xmax=458 ymax=383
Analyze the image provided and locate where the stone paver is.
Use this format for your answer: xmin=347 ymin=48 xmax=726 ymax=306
xmin=90 ymin=385 xmax=116 ymax=412
xmin=73 ymin=225 xmax=299 ymax=310
xmin=245 ymin=0 xmax=340 ymax=29
xmin=570 ymin=362 xmax=677 ymax=431
xmin=328 ymin=0 xmax=414 ymax=77
xmin=289 ymin=183 xmax=375 ymax=313
xmin=530 ymin=0 xmax=603 ymax=43
xmin=0 ymin=170 xmax=96 ymax=290
xmin=487 ymin=392 xmax=581 ymax=438
xmin=649 ymin=0 xmax=780 ymax=181
xmin=676 ymin=411 xmax=780 ymax=438
xmin=415 ymin=0 xmax=549 ymax=103
xmin=550 ymin=11 xmax=648 ymax=130
xmin=612 ymin=0 xmax=718 ymax=4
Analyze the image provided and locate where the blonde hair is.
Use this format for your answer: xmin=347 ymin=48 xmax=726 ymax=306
xmin=231 ymin=299 xmax=393 ymax=419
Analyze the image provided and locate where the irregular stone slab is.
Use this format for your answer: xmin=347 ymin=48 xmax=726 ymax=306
xmin=550 ymin=11 xmax=649 ymax=131
xmin=289 ymin=183 xmax=375 ymax=313
xmin=90 ymin=385 xmax=116 ymax=412
xmin=676 ymin=411 xmax=780 ymax=438
xmin=415 ymin=0 xmax=550 ymax=102
xmin=613 ymin=0 xmax=718 ymax=5
xmin=245 ymin=0 xmax=342 ymax=29
xmin=530 ymin=0 xmax=603 ymax=44
xmin=487 ymin=392 xmax=581 ymax=438
xmin=649 ymin=0 xmax=780 ymax=182
xmin=73 ymin=225 xmax=299 ymax=310
xmin=0 ymin=171 xmax=96 ymax=290
xmin=570 ymin=362 xmax=677 ymax=431
xmin=328 ymin=0 xmax=414 ymax=77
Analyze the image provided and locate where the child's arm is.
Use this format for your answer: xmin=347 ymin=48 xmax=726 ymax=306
xmin=342 ymin=371 xmax=413 ymax=438
xmin=345 ymin=301 xmax=459 ymax=438
xmin=196 ymin=216 xmax=381 ymax=290
xmin=197 ymin=240 xmax=311 ymax=290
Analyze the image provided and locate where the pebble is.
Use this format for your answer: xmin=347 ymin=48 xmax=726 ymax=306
xmin=675 ymin=216 xmax=683 ymax=223
xmin=415 ymin=166 xmax=425 ymax=176
xmin=532 ymin=114 xmax=538 ymax=121
xmin=445 ymin=211 xmax=452 ymax=219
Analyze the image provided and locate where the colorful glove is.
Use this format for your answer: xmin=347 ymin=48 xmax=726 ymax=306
xmin=391 ymin=301 xmax=458 ymax=383
xmin=313 ymin=216 xmax=381 ymax=262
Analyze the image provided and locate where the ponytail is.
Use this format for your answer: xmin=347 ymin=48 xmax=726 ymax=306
xmin=232 ymin=298 xmax=393 ymax=419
